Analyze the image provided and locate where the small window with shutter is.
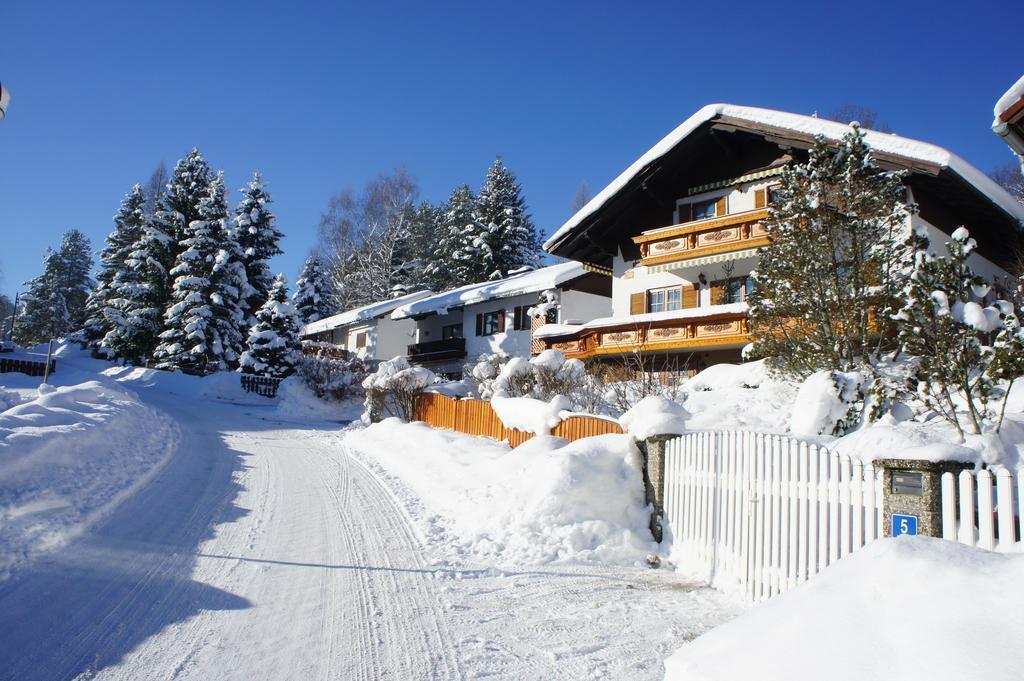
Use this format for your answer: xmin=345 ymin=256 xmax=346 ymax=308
xmin=480 ymin=310 xmax=503 ymax=335
xmin=630 ymin=292 xmax=646 ymax=315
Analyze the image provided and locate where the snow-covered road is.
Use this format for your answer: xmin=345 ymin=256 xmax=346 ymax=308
xmin=0 ymin=386 xmax=737 ymax=680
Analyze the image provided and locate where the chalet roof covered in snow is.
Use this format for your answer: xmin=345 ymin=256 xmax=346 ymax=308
xmin=302 ymin=289 xmax=433 ymax=335
xmin=545 ymin=103 xmax=1024 ymax=269
xmin=391 ymin=262 xmax=586 ymax=320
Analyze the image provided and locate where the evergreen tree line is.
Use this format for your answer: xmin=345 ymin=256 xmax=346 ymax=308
xmin=315 ymin=156 xmax=542 ymax=311
xmin=14 ymin=148 xmax=306 ymax=377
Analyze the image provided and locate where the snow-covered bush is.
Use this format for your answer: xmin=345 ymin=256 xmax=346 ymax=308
xmin=362 ymin=356 xmax=436 ymax=421
xmin=467 ymin=350 xmax=592 ymax=407
xmin=297 ymin=349 xmax=370 ymax=401
xmin=789 ymin=370 xmax=864 ymax=437
xmin=895 ymin=227 xmax=1022 ymax=439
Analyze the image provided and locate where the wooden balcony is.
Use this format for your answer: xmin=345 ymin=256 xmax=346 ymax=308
xmin=406 ymin=337 xmax=467 ymax=364
xmin=538 ymin=311 xmax=751 ymax=360
xmin=632 ymin=209 xmax=771 ymax=267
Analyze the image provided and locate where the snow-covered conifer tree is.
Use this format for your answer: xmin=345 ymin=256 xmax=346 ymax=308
xmin=153 ymin=172 xmax=241 ymax=373
xmin=747 ymin=125 xmax=909 ymax=376
xmin=13 ymin=248 xmax=70 ymax=346
xmin=146 ymin=149 xmax=213 ymax=316
xmin=460 ymin=157 xmax=540 ymax=281
xmin=895 ymin=227 xmax=1014 ymax=438
xmin=425 ymin=184 xmax=478 ymax=289
xmin=55 ymin=229 xmax=95 ymax=331
xmin=293 ymin=256 xmax=333 ymax=323
xmin=239 ymin=274 xmax=303 ymax=378
xmin=233 ymin=173 xmax=284 ymax=328
xmin=83 ymin=186 xmax=147 ymax=349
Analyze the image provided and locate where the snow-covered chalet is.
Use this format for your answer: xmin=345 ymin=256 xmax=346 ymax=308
xmin=390 ymin=262 xmax=611 ymax=378
xmin=537 ymin=103 xmax=1024 ymax=376
xmin=301 ymin=289 xmax=433 ymax=361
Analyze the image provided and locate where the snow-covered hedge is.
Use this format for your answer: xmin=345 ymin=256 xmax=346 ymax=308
xmin=297 ymin=350 xmax=370 ymax=401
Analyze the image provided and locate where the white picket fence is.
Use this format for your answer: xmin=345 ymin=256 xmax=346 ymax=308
xmin=663 ymin=431 xmax=883 ymax=601
xmin=663 ymin=431 xmax=1023 ymax=602
xmin=941 ymin=468 xmax=1023 ymax=553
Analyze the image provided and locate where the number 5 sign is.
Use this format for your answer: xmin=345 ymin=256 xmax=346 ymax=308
xmin=892 ymin=513 xmax=918 ymax=537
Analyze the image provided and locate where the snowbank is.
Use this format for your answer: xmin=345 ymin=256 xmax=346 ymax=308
xmin=491 ymin=395 xmax=572 ymax=435
xmin=346 ymin=420 xmax=658 ymax=566
xmin=0 ymin=380 xmax=177 ymax=578
xmin=273 ymin=376 xmax=363 ymax=422
xmin=680 ymin=360 xmax=796 ymax=433
xmin=619 ymin=396 xmax=687 ymax=439
xmin=664 ymin=537 xmax=1024 ymax=681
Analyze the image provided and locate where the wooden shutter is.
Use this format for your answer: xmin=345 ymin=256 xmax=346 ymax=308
xmin=754 ymin=188 xmax=766 ymax=209
xmin=710 ymin=282 xmax=725 ymax=305
xmin=475 ymin=313 xmax=483 ymax=336
xmin=497 ymin=309 xmax=506 ymax=332
xmin=678 ymin=204 xmax=690 ymax=223
xmin=630 ymin=292 xmax=646 ymax=315
xmin=682 ymin=285 xmax=699 ymax=309
xmin=715 ymin=196 xmax=728 ymax=216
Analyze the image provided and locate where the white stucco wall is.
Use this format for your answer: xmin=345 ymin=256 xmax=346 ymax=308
xmin=912 ymin=215 xmax=1010 ymax=284
xmin=462 ymin=292 xmax=540 ymax=361
xmin=559 ymin=289 xmax=612 ymax=324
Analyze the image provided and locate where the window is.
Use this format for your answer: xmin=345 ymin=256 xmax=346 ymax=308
xmin=355 ymin=332 xmax=368 ymax=348
xmin=475 ymin=310 xmax=505 ymax=336
xmin=767 ymin=186 xmax=783 ymax=206
xmin=691 ymin=199 xmax=718 ymax=221
xmin=512 ymin=305 xmax=531 ymax=331
xmin=713 ymin=277 xmax=754 ymax=304
xmin=442 ymin=324 xmax=462 ymax=340
xmin=648 ymin=287 xmax=684 ymax=313
xmin=648 ymin=289 xmax=667 ymax=313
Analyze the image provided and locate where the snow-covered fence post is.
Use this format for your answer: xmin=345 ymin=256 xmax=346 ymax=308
xmin=637 ymin=434 xmax=673 ymax=542
xmin=874 ymin=458 xmax=973 ymax=539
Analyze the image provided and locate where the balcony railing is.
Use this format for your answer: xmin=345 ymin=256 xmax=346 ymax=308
xmin=538 ymin=312 xmax=750 ymax=360
xmin=406 ymin=337 xmax=467 ymax=364
xmin=632 ymin=208 xmax=770 ymax=266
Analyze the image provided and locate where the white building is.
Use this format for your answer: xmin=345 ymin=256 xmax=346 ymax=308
xmin=390 ymin=262 xmax=611 ymax=377
xmin=301 ymin=289 xmax=433 ymax=361
xmin=993 ymin=74 xmax=1024 ymax=169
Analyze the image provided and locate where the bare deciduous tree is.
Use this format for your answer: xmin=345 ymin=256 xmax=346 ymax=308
xmin=570 ymin=181 xmax=591 ymax=214
xmin=826 ymin=104 xmax=891 ymax=133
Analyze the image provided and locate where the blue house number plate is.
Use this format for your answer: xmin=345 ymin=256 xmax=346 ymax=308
xmin=892 ymin=513 xmax=918 ymax=537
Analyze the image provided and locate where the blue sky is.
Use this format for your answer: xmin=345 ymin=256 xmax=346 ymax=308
xmin=0 ymin=0 xmax=1019 ymax=300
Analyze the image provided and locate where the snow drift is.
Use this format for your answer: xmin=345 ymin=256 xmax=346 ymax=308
xmin=346 ymin=420 xmax=658 ymax=566
xmin=664 ymin=536 xmax=1024 ymax=681
xmin=0 ymin=380 xmax=177 ymax=578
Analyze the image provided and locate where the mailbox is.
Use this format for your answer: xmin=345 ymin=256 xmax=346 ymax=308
xmin=891 ymin=471 xmax=923 ymax=496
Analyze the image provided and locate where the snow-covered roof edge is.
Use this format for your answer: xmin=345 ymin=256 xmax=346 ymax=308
xmin=302 ymin=289 xmax=433 ymax=335
xmin=391 ymin=261 xmax=586 ymax=320
xmin=544 ymin=103 xmax=1024 ymax=253
xmin=994 ymin=75 xmax=1024 ymax=123
xmin=533 ymin=302 xmax=748 ymax=338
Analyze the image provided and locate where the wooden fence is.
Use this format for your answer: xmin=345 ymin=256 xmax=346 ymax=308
xmin=664 ymin=431 xmax=884 ymax=602
xmin=414 ymin=391 xmax=623 ymax=445
xmin=942 ymin=468 xmax=1022 ymax=552
xmin=240 ymin=374 xmax=283 ymax=398
xmin=0 ymin=357 xmax=55 ymax=377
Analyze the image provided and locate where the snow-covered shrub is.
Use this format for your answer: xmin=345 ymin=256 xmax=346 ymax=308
xmin=467 ymin=350 xmax=593 ymax=408
xmin=895 ymin=227 xmax=1022 ymax=439
xmin=362 ymin=356 xmax=436 ymax=422
xmin=789 ymin=370 xmax=865 ymax=436
xmin=297 ymin=350 xmax=370 ymax=401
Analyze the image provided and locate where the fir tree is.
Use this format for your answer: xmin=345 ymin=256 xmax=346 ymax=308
xmin=233 ymin=173 xmax=284 ymax=327
xmin=83 ymin=186 xmax=147 ymax=349
xmin=239 ymin=274 xmax=303 ymax=378
xmin=293 ymin=256 xmax=333 ymax=323
xmin=153 ymin=173 xmax=240 ymax=373
xmin=426 ymin=184 xmax=478 ymax=289
xmin=747 ymin=125 xmax=909 ymax=376
xmin=56 ymin=229 xmax=95 ymax=331
xmin=146 ymin=149 xmax=213 ymax=317
xmin=207 ymin=174 xmax=250 ymax=369
xmin=462 ymin=157 xmax=540 ymax=281
xmin=14 ymin=249 xmax=70 ymax=346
